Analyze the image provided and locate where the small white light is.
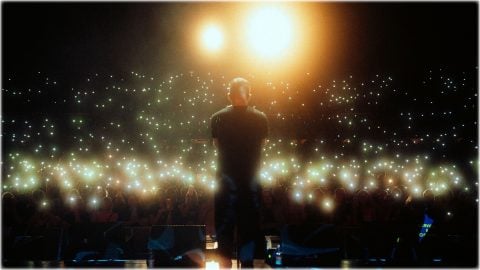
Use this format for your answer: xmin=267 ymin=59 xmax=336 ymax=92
xmin=205 ymin=260 xmax=219 ymax=270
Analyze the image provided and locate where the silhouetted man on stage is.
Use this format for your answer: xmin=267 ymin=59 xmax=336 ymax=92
xmin=211 ymin=78 xmax=268 ymax=268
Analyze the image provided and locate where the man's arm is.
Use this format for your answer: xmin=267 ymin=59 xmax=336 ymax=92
xmin=211 ymin=114 xmax=219 ymax=148
xmin=262 ymin=112 xmax=269 ymax=147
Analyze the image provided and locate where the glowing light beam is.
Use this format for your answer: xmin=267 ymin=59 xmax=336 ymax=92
xmin=245 ymin=6 xmax=295 ymax=59
xmin=200 ymin=24 xmax=224 ymax=52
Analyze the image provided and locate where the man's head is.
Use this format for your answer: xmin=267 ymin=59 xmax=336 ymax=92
xmin=227 ymin=77 xmax=251 ymax=106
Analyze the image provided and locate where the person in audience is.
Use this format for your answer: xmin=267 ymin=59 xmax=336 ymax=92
xmin=27 ymin=190 xmax=67 ymax=232
xmin=198 ymin=190 xmax=216 ymax=236
xmin=112 ymin=191 xmax=130 ymax=221
xmin=333 ymin=187 xmax=352 ymax=225
xmin=260 ymin=188 xmax=285 ymax=235
xmin=2 ymin=192 xmax=20 ymax=228
xmin=91 ymin=196 xmax=119 ymax=223
xmin=63 ymin=194 xmax=90 ymax=225
xmin=179 ymin=185 xmax=200 ymax=224
xmin=152 ymin=197 xmax=181 ymax=225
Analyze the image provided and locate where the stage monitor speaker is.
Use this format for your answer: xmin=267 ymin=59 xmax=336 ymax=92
xmin=63 ymin=222 xmax=125 ymax=266
xmin=148 ymin=225 xmax=206 ymax=268
xmin=123 ymin=226 xmax=152 ymax=259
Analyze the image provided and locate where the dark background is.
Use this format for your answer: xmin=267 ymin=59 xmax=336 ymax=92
xmin=1 ymin=2 xmax=478 ymax=166
xmin=3 ymin=2 xmax=478 ymax=80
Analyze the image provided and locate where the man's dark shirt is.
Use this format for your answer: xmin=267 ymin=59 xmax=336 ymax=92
xmin=211 ymin=105 xmax=268 ymax=182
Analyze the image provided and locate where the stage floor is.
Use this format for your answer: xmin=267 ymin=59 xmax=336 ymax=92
xmin=2 ymin=259 xmax=270 ymax=268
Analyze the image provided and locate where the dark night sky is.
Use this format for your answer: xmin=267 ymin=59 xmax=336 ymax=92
xmin=2 ymin=2 xmax=478 ymax=82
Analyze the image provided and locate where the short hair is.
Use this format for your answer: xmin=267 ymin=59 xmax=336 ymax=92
xmin=228 ymin=77 xmax=251 ymax=97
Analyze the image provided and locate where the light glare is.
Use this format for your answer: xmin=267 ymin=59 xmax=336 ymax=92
xmin=201 ymin=24 xmax=224 ymax=52
xmin=246 ymin=6 xmax=294 ymax=59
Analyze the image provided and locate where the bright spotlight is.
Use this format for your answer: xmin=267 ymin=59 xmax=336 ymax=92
xmin=245 ymin=6 xmax=294 ymax=59
xmin=201 ymin=24 xmax=224 ymax=52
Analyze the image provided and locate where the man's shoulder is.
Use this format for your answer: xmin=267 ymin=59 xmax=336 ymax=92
xmin=249 ymin=106 xmax=267 ymax=120
xmin=211 ymin=106 xmax=232 ymax=119
xmin=211 ymin=106 xmax=267 ymax=120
